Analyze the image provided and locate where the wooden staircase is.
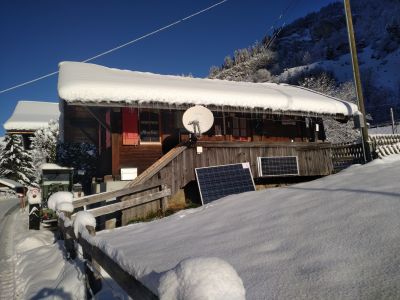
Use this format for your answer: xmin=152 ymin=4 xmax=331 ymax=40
xmin=127 ymin=144 xmax=188 ymax=187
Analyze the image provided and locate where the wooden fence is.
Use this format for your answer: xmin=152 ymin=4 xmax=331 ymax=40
xmin=58 ymin=182 xmax=170 ymax=298
xmin=331 ymin=142 xmax=364 ymax=172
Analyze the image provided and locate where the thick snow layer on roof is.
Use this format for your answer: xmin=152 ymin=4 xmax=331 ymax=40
xmin=58 ymin=62 xmax=359 ymax=117
xmin=40 ymin=163 xmax=72 ymax=170
xmin=0 ymin=178 xmax=24 ymax=189
xmin=3 ymin=101 xmax=60 ymax=131
xmin=96 ymin=156 xmax=400 ymax=299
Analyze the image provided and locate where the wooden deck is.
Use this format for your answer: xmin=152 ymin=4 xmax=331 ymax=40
xmin=121 ymin=141 xmax=333 ymax=223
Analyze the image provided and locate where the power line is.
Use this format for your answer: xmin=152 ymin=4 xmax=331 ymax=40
xmin=0 ymin=0 xmax=228 ymax=95
xmin=264 ymin=0 xmax=299 ymax=49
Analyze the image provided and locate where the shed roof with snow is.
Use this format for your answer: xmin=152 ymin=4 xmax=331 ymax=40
xmin=0 ymin=178 xmax=24 ymax=189
xmin=58 ymin=61 xmax=359 ymax=118
xmin=4 ymin=101 xmax=60 ymax=132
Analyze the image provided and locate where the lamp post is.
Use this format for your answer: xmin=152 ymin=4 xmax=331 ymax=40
xmin=343 ymin=0 xmax=371 ymax=162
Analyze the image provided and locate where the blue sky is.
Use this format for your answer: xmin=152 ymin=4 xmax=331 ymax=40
xmin=0 ymin=0 xmax=338 ymax=136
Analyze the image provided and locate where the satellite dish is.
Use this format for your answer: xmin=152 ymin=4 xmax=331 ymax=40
xmin=182 ymin=105 xmax=214 ymax=137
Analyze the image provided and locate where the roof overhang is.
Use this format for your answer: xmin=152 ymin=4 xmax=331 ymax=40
xmin=58 ymin=61 xmax=360 ymax=119
xmin=4 ymin=101 xmax=60 ymax=132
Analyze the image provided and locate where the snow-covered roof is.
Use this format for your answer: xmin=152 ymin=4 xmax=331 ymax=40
xmin=58 ymin=62 xmax=359 ymax=117
xmin=4 ymin=101 xmax=60 ymax=131
xmin=0 ymin=178 xmax=24 ymax=189
xmin=40 ymin=163 xmax=72 ymax=170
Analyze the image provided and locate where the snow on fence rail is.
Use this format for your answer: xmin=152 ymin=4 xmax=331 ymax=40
xmin=369 ymin=134 xmax=400 ymax=159
xmin=56 ymin=182 xmax=171 ymax=298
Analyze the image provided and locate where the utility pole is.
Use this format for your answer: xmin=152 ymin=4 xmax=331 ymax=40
xmin=343 ymin=0 xmax=371 ymax=162
xmin=390 ymin=107 xmax=395 ymax=134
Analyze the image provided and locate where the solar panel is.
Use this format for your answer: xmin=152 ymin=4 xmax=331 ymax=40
xmin=195 ymin=163 xmax=256 ymax=205
xmin=257 ymin=156 xmax=299 ymax=177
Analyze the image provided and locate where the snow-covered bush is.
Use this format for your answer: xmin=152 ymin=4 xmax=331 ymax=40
xmin=158 ymin=257 xmax=245 ymax=300
xmin=0 ymin=134 xmax=36 ymax=187
xmin=56 ymin=142 xmax=97 ymax=192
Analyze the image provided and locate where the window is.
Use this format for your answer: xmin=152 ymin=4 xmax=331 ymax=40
xmin=232 ymin=117 xmax=247 ymax=138
xmin=140 ymin=111 xmax=160 ymax=142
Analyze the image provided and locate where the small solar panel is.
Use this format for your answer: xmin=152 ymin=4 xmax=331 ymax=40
xmin=195 ymin=163 xmax=256 ymax=205
xmin=257 ymin=156 xmax=299 ymax=177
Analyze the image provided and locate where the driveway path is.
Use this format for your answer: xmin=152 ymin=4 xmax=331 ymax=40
xmin=0 ymin=198 xmax=19 ymax=300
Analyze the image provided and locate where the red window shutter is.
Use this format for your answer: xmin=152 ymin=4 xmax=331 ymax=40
xmin=122 ymin=108 xmax=139 ymax=145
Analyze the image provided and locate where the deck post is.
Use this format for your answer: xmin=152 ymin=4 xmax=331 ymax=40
xmin=84 ymin=225 xmax=102 ymax=294
xmin=160 ymin=184 xmax=169 ymax=212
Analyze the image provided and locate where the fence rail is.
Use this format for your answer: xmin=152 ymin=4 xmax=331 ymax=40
xmin=58 ymin=183 xmax=170 ymax=298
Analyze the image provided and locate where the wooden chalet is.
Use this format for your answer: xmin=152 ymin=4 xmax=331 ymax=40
xmin=58 ymin=62 xmax=359 ymax=205
xmin=3 ymin=101 xmax=60 ymax=149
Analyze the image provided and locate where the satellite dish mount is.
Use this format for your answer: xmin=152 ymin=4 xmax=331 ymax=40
xmin=182 ymin=106 xmax=214 ymax=143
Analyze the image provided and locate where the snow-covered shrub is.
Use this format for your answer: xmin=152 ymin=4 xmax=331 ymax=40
xmin=0 ymin=134 xmax=36 ymax=187
xmin=56 ymin=142 xmax=97 ymax=192
xmin=158 ymin=257 xmax=245 ymax=300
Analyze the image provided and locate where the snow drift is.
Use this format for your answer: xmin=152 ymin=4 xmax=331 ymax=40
xmin=96 ymin=155 xmax=400 ymax=299
xmin=158 ymin=257 xmax=245 ymax=300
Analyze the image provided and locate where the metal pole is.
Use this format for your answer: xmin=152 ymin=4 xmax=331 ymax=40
xmin=343 ymin=0 xmax=371 ymax=162
xmin=390 ymin=107 xmax=395 ymax=134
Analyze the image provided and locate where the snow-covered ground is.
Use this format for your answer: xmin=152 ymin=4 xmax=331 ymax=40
xmin=0 ymin=208 xmax=85 ymax=299
xmin=369 ymin=124 xmax=399 ymax=134
xmin=0 ymin=197 xmax=18 ymax=220
xmin=94 ymin=155 xmax=400 ymax=299
xmin=278 ymin=47 xmax=400 ymax=94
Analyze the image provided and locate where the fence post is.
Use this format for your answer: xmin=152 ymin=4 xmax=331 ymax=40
xmin=84 ymin=225 xmax=102 ymax=294
xmin=160 ymin=184 xmax=169 ymax=213
xmin=60 ymin=211 xmax=76 ymax=259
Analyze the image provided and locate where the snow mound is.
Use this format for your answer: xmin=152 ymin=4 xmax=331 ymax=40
xmin=158 ymin=257 xmax=245 ymax=300
xmin=16 ymin=230 xmax=55 ymax=253
xmin=57 ymin=201 xmax=74 ymax=213
xmin=73 ymin=211 xmax=96 ymax=238
xmin=47 ymin=191 xmax=73 ymax=211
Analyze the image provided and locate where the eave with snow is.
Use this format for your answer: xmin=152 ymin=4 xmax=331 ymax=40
xmin=57 ymin=61 xmax=358 ymax=184
xmin=58 ymin=61 xmax=358 ymax=119
xmin=4 ymin=101 xmax=60 ymax=133
xmin=3 ymin=101 xmax=60 ymax=150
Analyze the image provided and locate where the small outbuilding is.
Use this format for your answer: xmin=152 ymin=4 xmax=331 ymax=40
xmin=3 ymin=101 xmax=60 ymax=149
xmin=0 ymin=177 xmax=25 ymax=196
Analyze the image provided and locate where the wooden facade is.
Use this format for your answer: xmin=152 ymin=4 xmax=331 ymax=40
xmin=62 ymin=101 xmax=328 ymax=182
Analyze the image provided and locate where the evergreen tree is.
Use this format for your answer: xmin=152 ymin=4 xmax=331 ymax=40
xmin=30 ymin=119 xmax=59 ymax=182
xmin=0 ymin=134 xmax=36 ymax=186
